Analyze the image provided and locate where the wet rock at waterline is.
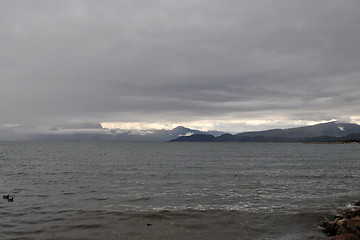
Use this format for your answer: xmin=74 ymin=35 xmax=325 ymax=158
xmin=322 ymin=203 xmax=360 ymax=240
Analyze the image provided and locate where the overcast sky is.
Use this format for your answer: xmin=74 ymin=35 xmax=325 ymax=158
xmin=1 ymin=0 xmax=360 ymax=134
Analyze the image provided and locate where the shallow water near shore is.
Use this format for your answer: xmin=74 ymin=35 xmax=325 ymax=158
xmin=1 ymin=142 xmax=359 ymax=239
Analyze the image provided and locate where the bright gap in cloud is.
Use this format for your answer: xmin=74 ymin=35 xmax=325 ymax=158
xmin=350 ymin=116 xmax=360 ymax=125
xmin=101 ymin=118 xmax=339 ymax=133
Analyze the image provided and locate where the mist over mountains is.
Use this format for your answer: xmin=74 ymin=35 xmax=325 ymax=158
xmin=3 ymin=125 xmax=224 ymax=142
xmin=1 ymin=121 xmax=360 ymax=142
xmin=171 ymin=122 xmax=360 ymax=143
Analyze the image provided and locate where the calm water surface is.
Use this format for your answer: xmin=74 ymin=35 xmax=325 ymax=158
xmin=1 ymin=142 xmax=359 ymax=239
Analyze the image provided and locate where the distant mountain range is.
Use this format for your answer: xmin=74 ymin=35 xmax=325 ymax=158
xmin=6 ymin=121 xmax=360 ymax=142
xmin=31 ymin=126 xmax=225 ymax=142
xmin=170 ymin=122 xmax=360 ymax=143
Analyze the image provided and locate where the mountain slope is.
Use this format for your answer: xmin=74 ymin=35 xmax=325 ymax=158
xmin=170 ymin=122 xmax=360 ymax=142
xmin=234 ymin=122 xmax=360 ymax=138
xmin=33 ymin=126 xmax=225 ymax=142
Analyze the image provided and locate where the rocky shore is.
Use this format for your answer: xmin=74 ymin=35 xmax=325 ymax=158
xmin=322 ymin=202 xmax=360 ymax=240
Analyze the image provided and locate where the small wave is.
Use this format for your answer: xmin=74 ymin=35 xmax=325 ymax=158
xmin=68 ymin=223 xmax=103 ymax=230
xmin=142 ymin=212 xmax=172 ymax=220
xmin=0 ymin=223 xmax=15 ymax=228
xmin=23 ymin=194 xmax=49 ymax=198
xmin=62 ymin=192 xmax=76 ymax=195
xmin=3 ymin=228 xmax=45 ymax=236
xmin=84 ymin=197 xmax=109 ymax=201
xmin=345 ymin=202 xmax=360 ymax=209
xmin=124 ymin=196 xmax=151 ymax=202
xmin=55 ymin=209 xmax=73 ymax=214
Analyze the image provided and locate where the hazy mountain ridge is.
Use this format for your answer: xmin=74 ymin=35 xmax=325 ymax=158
xmin=3 ymin=122 xmax=360 ymax=142
xmin=27 ymin=126 xmax=225 ymax=142
xmin=170 ymin=122 xmax=360 ymax=142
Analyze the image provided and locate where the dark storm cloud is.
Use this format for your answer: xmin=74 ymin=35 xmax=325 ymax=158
xmin=1 ymin=0 xmax=360 ymax=128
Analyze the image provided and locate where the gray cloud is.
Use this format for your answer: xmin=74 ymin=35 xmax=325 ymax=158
xmin=1 ymin=0 xmax=360 ymax=131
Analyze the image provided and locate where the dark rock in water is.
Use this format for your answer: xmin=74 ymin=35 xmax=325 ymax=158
xmin=322 ymin=203 xmax=360 ymax=239
xmin=355 ymin=202 xmax=360 ymax=207
xmin=328 ymin=234 xmax=360 ymax=240
xmin=344 ymin=208 xmax=360 ymax=219
xmin=323 ymin=221 xmax=340 ymax=236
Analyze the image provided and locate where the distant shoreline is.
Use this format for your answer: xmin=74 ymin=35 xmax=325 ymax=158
xmin=303 ymin=141 xmax=360 ymax=144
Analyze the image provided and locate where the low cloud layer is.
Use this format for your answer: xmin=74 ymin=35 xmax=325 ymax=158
xmin=1 ymin=0 xmax=360 ymax=133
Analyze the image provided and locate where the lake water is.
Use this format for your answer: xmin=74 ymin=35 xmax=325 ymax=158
xmin=1 ymin=142 xmax=359 ymax=239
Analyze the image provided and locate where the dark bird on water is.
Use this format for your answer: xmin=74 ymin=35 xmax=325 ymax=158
xmin=3 ymin=194 xmax=13 ymax=202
